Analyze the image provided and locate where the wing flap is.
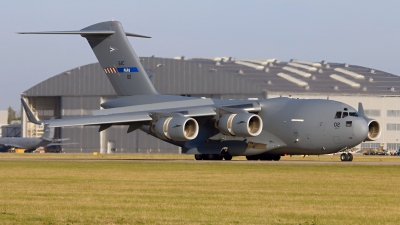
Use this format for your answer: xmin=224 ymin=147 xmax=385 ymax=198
xmin=92 ymin=98 xmax=215 ymax=116
xmin=46 ymin=113 xmax=152 ymax=128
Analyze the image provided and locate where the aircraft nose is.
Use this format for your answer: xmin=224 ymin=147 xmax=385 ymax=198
xmin=353 ymin=118 xmax=368 ymax=142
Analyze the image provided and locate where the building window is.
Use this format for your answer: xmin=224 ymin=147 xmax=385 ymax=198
xmin=386 ymin=123 xmax=400 ymax=131
xmin=387 ymin=110 xmax=400 ymax=117
xmin=361 ymin=143 xmax=381 ymax=149
xmin=386 ymin=143 xmax=400 ymax=150
xmin=37 ymin=110 xmax=54 ymax=117
xmin=365 ymin=109 xmax=380 ymax=117
xmin=387 ymin=123 xmax=396 ymax=130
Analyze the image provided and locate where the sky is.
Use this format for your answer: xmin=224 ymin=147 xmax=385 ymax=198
xmin=1 ymin=0 xmax=400 ymax=110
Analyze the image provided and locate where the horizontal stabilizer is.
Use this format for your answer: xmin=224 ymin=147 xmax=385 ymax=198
xmin=17 ymin=31 xmax=115 ymax=35
xmin=125 ymin=32 xmax=151 ymax=38
xmin=17 ymin=31 xmax=150 ymax=38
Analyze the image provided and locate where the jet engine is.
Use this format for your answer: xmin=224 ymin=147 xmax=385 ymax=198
xmin=364 ymin=119 xmax=381 ymax=141
xmin=154 ymin=117 xmax=199 ymax=141
xmin=217 ymin=113 xmax=263 ymax=137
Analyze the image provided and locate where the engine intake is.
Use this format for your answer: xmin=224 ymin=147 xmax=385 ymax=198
xmin=365 ymin=119 xmax=381 ymax=141
xmin=154 ymin=117 xmax=199 ymax=141
xmin=218 ymin=113 xmax=263 ymax=137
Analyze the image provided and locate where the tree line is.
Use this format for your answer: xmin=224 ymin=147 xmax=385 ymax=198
xmin=7 ymin=107 xmax=21 ymax=124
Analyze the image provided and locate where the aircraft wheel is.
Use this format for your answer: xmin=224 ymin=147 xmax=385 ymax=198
xmin=272 ymin=155 xmax=281 ymax=161
xmin=208 ymin=154 xmax=223 ymax=160
xmin=348 ymin=153 xmax=353 ymax=161
xmin=256 ymin=154 xmax=267 ymax=161
xmin=340 ymin=153 xmax=349 ymax=161
xmin=246 ymin=155 xmax=257 ymax=161
xmin=223 ymin=155 xmax=232 ymax=160
xmin=194 ymin=154 xmax=203 ymax=160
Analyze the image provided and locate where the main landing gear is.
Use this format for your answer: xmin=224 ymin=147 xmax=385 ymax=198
xmin=340 ymin=153 xmax=353 ymax=162
xmin=194 ymin=154 xmax=232 ymax=160
xmin=246 ymin=154 xmax=281 ymax=161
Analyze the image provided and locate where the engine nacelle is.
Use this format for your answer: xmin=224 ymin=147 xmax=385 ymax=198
xmin=364 ymin=119 xmax=381 ymax=141
xmin=154 ymin=117 xmax=199 ymax=141
xmin=218 ymin=113 xmax=263 ymax=137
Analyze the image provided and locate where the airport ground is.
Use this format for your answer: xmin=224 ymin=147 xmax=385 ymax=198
xmin=0 ymin=154 xmax=399 ymax=224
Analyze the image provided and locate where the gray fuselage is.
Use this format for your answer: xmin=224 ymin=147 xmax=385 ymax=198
xmin=138 ymin=96 xmax=369 ymax=156
xmin=257 ymin=97 xmax=367 ymax=155
xmin=0 ymin=137 xmax=51 ymax=150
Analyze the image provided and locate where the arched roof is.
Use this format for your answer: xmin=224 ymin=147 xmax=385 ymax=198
xmin=24 ymin=57 xmax=400 ymax=97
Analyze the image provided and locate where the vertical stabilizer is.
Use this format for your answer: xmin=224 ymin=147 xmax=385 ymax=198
xmin=358 ymin=102 xmax=366 ymax=116
xmin=80 ymin=21 xmax=158 ymax=96
xmin=18 ymin=21 xmax=158 ymax=96
xmin=41 ymin=124 xmax=55 ymax=141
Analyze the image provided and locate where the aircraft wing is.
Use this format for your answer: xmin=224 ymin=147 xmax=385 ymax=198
xmin=21 ymin=98 xmax=220 ymax=132
xmin=21 ymin=97 xmax=263 ymax=134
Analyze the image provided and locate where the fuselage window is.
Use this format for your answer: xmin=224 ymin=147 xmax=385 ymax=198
xmin=349 ymin=112 xmax=358 ymax=117
xmin=342 ymin=112 xmax=349 ymax=118
xmin=335 ymin=111 xmax=342 ymax=119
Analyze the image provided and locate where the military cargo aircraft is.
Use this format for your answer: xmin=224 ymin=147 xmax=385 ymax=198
xmin=18 ymin=21 xmax=381 ymax=161
xmin=0 ymin=126 xmax=64 ymax=152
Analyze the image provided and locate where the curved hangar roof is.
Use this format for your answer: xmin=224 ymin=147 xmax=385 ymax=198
xmin=24 ymin=57 xmax=400 ymax=97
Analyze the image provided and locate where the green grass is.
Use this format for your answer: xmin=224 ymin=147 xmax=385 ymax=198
xmin=0 ymin=155 xmax=400 ymax=224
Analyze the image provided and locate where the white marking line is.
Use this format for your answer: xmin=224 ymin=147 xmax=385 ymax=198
xmin=291 ymin=119 xmax=304 ymax=122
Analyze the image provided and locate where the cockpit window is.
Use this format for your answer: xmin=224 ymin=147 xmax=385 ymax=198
xmin=349 ymin=112 xmax=358 ymax=117
xmin=342 ymin=112 xmax=349 ymax=118
xmin=335 ymin=111 xmax=342 ymax=119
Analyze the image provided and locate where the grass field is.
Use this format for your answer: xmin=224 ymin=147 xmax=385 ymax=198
xmin=0 ymin=154 xmax=400 ymax=224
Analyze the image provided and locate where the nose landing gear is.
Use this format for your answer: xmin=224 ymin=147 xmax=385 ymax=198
xmin=340 ymin=153 xmax=353 ymax=161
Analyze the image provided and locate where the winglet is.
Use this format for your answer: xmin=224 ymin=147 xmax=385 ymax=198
xmin=358 ymin=102 xmax=366 ymax=116
xmin=21 ymin=98 xmax=41 ymax=125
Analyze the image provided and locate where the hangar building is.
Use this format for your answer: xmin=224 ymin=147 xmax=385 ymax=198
xmin=21 ymin=57 xmax=400 ymax=153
